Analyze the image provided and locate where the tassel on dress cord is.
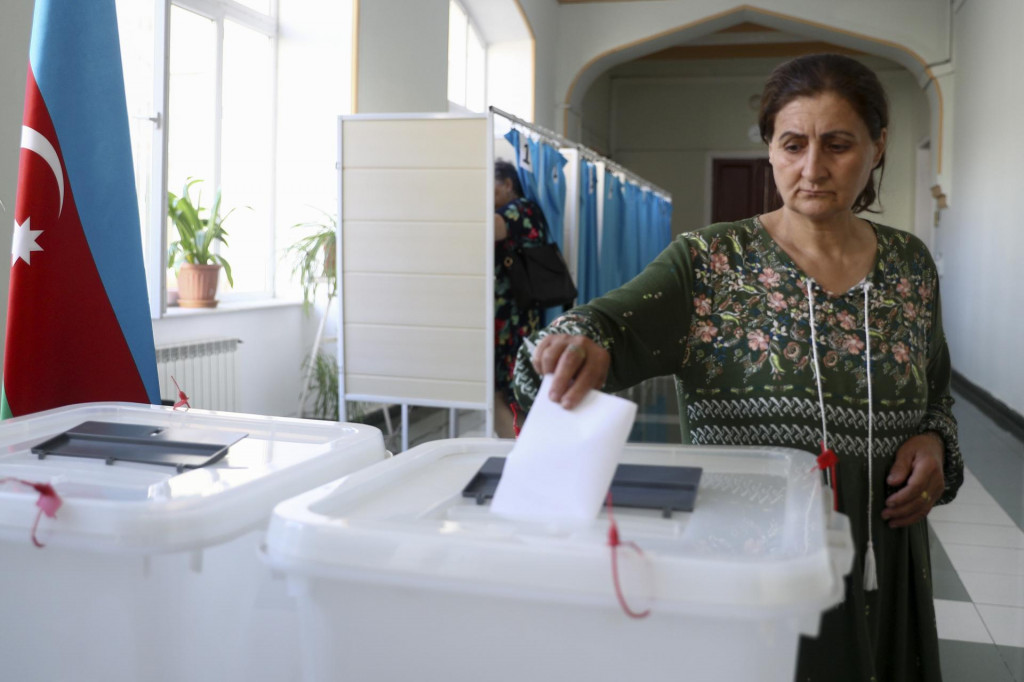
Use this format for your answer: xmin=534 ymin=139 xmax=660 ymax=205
xmin=863 ymin=540 xmax=878 ymax=591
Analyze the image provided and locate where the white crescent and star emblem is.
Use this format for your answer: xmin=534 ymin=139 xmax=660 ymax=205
xmin=12 ymin=218 xmax=43 ymax=266
xmin=13 ymin=125 xmax=64 ymax=266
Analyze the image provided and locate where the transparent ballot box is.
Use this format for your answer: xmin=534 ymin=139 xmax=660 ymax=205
xmin=265 ymin=438 xmax=854 ymax=682
xmin=0 ymin=402 xmax=388 ymax=682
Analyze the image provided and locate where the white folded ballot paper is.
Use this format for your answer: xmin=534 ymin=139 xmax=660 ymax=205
xmin=490 ymin=375 xmax=638 ymax=524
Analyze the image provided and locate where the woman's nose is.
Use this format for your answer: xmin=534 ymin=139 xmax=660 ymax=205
xmin=802 ymin=145 xmax=827 ymax=181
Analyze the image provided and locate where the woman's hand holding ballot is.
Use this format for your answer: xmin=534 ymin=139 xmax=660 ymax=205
xmin=530 ymin=334 xmax=610 ymax=409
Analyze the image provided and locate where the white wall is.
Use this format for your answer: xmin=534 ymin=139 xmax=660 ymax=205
xmin=0 ymin=2 xmax=34 ymax=375
xmin=488 ymin=40 xmax=534 ymax=121
xmin=153 ymin=304 xmax=309 ymax=417
xmin=584 ymin=56 xmax=928 ymax=238
xmin=941 ymin=0 xmax=1024 ymax=414
xmin=551 ymin=0 xmax=951 ymax=134
xmin=515 ymin=0 xmax=559 ymax=129
xmin=355 ymin=0 xmax=450 ymax=113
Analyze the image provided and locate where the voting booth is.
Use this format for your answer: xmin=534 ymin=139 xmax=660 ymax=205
xmin=265 ymin=438 xmax=854 ymax=682
xmin=0 ymin=402 xmax=388 ymax=682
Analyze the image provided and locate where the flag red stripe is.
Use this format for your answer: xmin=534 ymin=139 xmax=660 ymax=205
xmin=3 ymin=67 xmax=149 ymax=416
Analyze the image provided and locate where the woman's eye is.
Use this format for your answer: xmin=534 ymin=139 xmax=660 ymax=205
xmin=829 ymin=144 xmax=850 ymax=153
xmin=784 ymin=144 xmax=801 ymax=153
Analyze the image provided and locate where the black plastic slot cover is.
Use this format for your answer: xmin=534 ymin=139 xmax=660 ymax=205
xmin=31 ymin=421 xmax=248 ymax=473
xmin=461 ymin=456 xmax=702 ymax=518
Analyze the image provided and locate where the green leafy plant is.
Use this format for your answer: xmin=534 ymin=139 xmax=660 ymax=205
xmin=167 ymin=178 xmax=237 ymax=287
xmin=286 ymin=209 xmax=337 ymax=312
xmin=302 ymin=350 xmax=339 ymax=421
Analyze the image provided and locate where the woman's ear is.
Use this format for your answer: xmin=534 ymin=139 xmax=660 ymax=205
xmin=873 ymin=129 xmax=888 ymax=168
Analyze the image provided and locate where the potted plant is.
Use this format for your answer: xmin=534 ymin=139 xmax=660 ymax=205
xmin=167 ymin=178 xmax=236 ymax=308
xmin=302 ymin=349 xmax=340 ymax=421
xmin=286 ymin=209 xmax=337 ymax=312
xmin=287 ymin=210 xmax=339 ymax=418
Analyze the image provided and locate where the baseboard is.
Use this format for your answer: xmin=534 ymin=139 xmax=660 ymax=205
xmin=952 ymin=370 xmax=1024 ymax=444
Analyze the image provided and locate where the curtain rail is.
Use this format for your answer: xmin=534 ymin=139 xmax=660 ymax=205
xmin=489 ymin=106 xmax=671 ymax=201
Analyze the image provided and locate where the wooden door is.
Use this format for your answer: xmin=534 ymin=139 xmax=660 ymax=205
xmin=711 ymin=157 xmax=782 ymax=223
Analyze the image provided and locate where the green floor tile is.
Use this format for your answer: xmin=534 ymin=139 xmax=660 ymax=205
xmin=929 ymin=524 xmax=972 ymax=601
xmin=940 ymin=640 xmax=1016 ymax=682
xmin=996 ymin=645 xmax=1024 ymax=682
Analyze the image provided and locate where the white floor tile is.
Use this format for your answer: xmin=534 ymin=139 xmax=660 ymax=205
xmin=944 ymin=544 xmax=1024 ymax=576
xmin=934 ymin=599 xmax=993 ymax=644
xmin=949 ymin=484 xmax=1000 ymax=506
xmin=959 ymin=571 xmax=1024 ymax=607
xmin=930 ymin=520 xmax=1024 ymax=550
xmin=928 ymin=501 xmax=1017 ymax=527
xmin=976 ymin=603 xmax=1024 ymax=648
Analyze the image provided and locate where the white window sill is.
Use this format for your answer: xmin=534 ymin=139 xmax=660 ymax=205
xmin=161 ymin=297 xmax=303 ymax=318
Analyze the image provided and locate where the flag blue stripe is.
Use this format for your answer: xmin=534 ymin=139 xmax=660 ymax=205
xmin=29 ymin=0 xmax=160 ymax=403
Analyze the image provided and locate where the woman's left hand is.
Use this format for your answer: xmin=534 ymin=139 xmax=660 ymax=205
xmin=882 ymin=432 xmax=945 ymax=528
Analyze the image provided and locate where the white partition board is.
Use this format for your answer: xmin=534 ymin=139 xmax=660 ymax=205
xmin=337 ymin=114 xmax=493 ymax=439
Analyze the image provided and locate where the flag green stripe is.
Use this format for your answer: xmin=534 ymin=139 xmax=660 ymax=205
xmin=1 ymin=383 xmax=13 ymax=420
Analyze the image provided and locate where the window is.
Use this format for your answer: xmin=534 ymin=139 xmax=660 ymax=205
xmin=447 ymin=0 xmax=486 ymax=113
xmin=167 ymin=1 xmax=277 ymax=301
xmin=117 ymin=0 xmax=278 ymax=313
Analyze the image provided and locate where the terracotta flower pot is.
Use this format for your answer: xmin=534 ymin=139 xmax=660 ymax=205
xmin=177 ymin=263 xmax=222 ymax=308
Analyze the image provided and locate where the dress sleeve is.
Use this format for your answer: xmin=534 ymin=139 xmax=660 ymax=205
xmin=512 ymin=237 xmax=696 ymax=412
xmin=919 ymin=277 xmax=964 ymax=506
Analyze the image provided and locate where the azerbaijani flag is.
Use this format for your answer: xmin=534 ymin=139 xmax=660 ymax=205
xmin=2 ymin=0 xmax=160 ymax=418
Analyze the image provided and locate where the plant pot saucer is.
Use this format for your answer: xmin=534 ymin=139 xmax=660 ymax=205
xmin=178 ymin=298 xmax=219 ymax=309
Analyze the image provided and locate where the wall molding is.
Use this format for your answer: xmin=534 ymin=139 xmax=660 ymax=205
xmin=952 ymin=370 xmax=1024 ymax=444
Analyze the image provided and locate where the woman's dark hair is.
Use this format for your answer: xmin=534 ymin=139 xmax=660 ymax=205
xmin=495 ymin=159 xmax=525 ymax=199
xmin=758 ymin=53 xmax=888 ymax=214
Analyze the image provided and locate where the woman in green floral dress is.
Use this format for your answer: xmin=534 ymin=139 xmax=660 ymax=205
xmin=513 ymin=54 xmax=962 ymax=682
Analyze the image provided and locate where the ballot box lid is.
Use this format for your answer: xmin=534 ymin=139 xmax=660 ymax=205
xmin=265 ymin=438 xmax=854 ymax=619
xmin=0 ymin=402 xmax=388 ymax=553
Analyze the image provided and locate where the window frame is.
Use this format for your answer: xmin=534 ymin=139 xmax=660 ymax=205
xmin=142 ymin=0 xmax=280 ymax=317
xmin=447 ymin=0 xmax=487 ymax=114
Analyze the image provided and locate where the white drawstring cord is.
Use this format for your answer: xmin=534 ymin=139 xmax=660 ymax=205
xmin=805 ymin=280 xmax=831 ymax=489
xmin=806 ymin=278 xmax=879 ymax=591
xmin=863 ymin=281 xmax=878 ymax=591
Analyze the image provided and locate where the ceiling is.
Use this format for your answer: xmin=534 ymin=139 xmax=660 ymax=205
xmin=640 ymin=22 xmax=866 ymax=60
xmin=552 ymin=15 xmax=867 ymax=60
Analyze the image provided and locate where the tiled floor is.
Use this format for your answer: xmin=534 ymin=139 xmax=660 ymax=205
xmin=931 ymin=394 xmax=1024 ymax=681
xmin=401 ymin=382 xmax=1024 ymax=680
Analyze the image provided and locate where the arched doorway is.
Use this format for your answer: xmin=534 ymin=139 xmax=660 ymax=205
xmin=569 ymin=11 xmax=938 ymax=239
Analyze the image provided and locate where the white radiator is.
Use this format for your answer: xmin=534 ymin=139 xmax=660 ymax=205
xmin=155 ymin=338 xmax=241 ymax=412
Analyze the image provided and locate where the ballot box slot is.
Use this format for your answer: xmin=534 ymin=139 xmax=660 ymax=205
xmin=461 ymin=456 xmax=702 ymax=518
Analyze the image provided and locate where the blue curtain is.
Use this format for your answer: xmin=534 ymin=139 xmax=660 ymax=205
xmin=621 ymin=182 xmax=643 ymax=283
xmin=658 ymin=194 xmax=673 ymax=252
xmin=576 ymin=160 xmax=600 ymax=305
xmin=537 ymin=143 xmax=568 ymax=322
xmin=598 ymin=171 xmax=624 ymax=297
xmin=502 ymin=129 xmax=567 ymax=249
xmin=536 ymin=142 xmax=568 ymax=251
xmin=503 ymin=129 xmax=541 ymax=204
xmin=637 ymin=189 xmax=654 ymax=275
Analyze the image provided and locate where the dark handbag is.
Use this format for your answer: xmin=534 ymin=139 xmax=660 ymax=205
xmin=504 ymin=242 xmax=577 ymax=310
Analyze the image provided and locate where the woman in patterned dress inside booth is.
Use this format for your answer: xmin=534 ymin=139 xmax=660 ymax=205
xmin=512 ymin=54 xmax=962 ymax=682
xmin=493 ymin=159 xmax=549 ymax=438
